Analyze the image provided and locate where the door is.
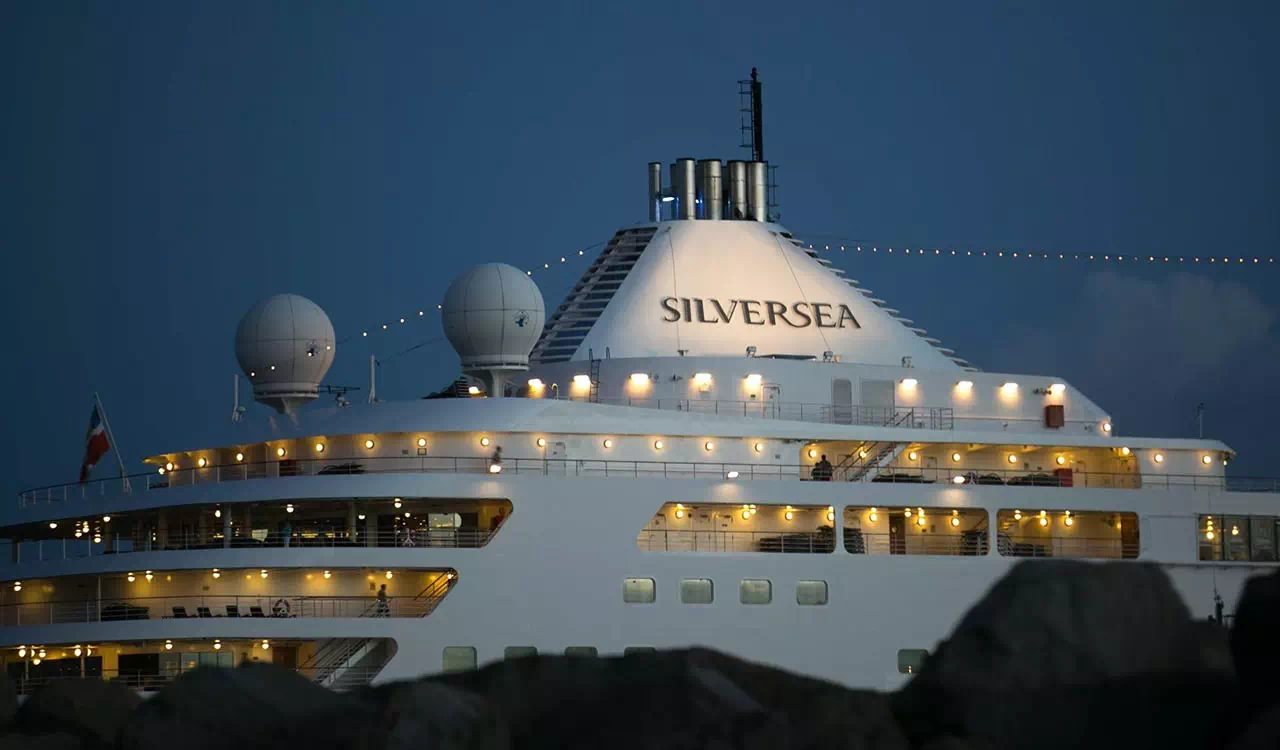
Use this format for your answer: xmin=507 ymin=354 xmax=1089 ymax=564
xmin=831 ymin=379 xmax=853 ymax=425
xmin=860 ymin=380 xmax=896 ymax=425
xmin=889 ymin=513 xmax=906 ymax=555
xmin=546 ymin=441 xmax=567 ymax=476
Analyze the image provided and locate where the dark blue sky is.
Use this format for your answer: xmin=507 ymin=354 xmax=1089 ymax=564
xmin=1 ymin=1 xmax=1276 ymax=491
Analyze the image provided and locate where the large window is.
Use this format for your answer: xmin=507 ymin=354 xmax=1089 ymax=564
xmin=996 ymin=510 xmax=1138 ymax=559
xmin=639 ymin=504 xmax=836 ymax=553
xmin=1199 ymin=515 xmax=1279 ymax=562
xmin=844 ymin=507 xmax=988 ymax=556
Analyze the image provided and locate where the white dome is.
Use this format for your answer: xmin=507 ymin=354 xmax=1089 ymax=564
xmin=442 ymin=263 xmax=545 ymax=371
xmin=235 ymin=293 xmax=336 ymax=413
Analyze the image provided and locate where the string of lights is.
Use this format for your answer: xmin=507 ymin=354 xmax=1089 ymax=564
xmin=794 ymin=236 xmax=1276 ymax=266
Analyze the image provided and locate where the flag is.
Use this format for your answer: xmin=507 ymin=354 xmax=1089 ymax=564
xmin=80 ymin=404 xmax=112 ymax=482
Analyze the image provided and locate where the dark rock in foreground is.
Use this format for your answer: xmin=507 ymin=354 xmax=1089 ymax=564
xmin=1231 ymin=568 xmax=1280 ymax=715
xmin=16 ymin=678 xmax=140 ymax=749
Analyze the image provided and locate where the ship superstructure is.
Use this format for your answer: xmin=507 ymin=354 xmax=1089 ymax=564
xmin=1 ymin=74 xmax=1277 ymax=696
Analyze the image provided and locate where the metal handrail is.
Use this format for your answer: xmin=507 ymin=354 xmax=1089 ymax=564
xmin=8 ymin=665 xmax=386 ymax=695
xmin=845 ymin=531 xmax=990 ymax=556
xmin=16 ymin=456 xmax=1273 ymax=510
xmin=562 ymin=397 xmax=956 ymax=429
xmin=0 ymin=592 xmax=444 ymax=627
xmin=996 ymin=534 xmax=1139 ymax=559
xmin=636 ymin=529 xmax=837 ymax=553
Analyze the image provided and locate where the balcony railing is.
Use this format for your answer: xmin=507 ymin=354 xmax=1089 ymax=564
xmin=11 ymin=528 xmax=497 ymax=562
xmin=636 ymin=529 xmax=836 ymax=553
xmin=997 ymin=535 xmax=1139 ymax=559
xmin=568 ymin=398 xmax=955 ymax=429
xmin=6 ymin=665 xmax=385 ymax=695
xmin=16 ymin=456 xmax=1274 ymax=510
xmin=846 ymin=531 xmax=990 ymax=556
xmin=0 ymin=591 xmax=447 ymax=627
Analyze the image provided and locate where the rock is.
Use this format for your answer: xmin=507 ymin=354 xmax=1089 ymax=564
xmin=118 ymin=663 xmax=384 ymax=750
xmin=1228 ymin=701 xmax=1280 ymax=750
xmin=363 ymin=679 xmax=509 ymax=750
xmin=0 ymin=676 xmax=15 ymax=731
xmin=893 ymin=561 xmax=1236 ymax=749
xmin=417 ymin=647 xmax=906 ymax=749
xmin=1230 ymin=569 xmax=1280 ymax=714
xmin=0 ymin=731 xmax=84 ymax=749
xmin=15 ymin=678 xmax=140 ymax=748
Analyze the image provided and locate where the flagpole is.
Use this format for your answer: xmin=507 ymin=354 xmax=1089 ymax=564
xmin=94 ymin=392 xmax=131 ymax=493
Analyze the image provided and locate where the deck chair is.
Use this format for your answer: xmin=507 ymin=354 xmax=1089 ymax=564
xmin=172 ymin=606 xmax=189 ymax=619
xmin=225 ymin=604 xmax=241 ymax=618
xmin=249 ymin=605 xmax=266 ymax=618
xmin=197 ymin=606 xmax=213 ymax=618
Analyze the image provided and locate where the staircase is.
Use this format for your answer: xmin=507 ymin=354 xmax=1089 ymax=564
xmin=836 ymin=442 xmax=902 ymax=482
xmin=588 ymin=357 xmax=601 ymax=403
xmin=296 ymin=573 xmax=457 ymax=690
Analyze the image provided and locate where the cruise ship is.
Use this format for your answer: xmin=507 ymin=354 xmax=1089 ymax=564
xmin=3 ymin=74 xmax=1277 ymax=696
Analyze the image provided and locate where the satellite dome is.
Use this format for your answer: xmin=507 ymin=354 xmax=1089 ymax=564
xmin=442 ymin=263 xmax=545 ymax=393
xmin=235 ymin=293 xmax=336 ymax=414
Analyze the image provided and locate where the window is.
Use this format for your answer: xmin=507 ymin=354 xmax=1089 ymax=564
xmin=898 ymin=649 xmax=928 ymax=674
xmin=996 ymin=510 xmax=1138 ymax=559
xmin=680 ymin=578 xmax=713 ymax=604
xmin=740 ymin=579 xmax=772 ymax=605
xmin=442 ymin=646 xmax=476 ymax=672
xmin=564 ymin=646 xmax=598 ymax=657
xmin=846 ymin=507 xmax=989 ymax=556
xmin=504 ymin=646 xmax=537 ymax=659
xmin=624 ymin=646 xmax=656 ymax=655
xmin=622 ymin=577 xmax=655 ymax=604
xmin=1200 ymin=515 xmax=1279 ymax=562
xmin=796 ymin=580 xmax=828 ymax=606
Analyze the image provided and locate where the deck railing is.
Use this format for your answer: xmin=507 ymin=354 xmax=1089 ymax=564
xmin=0 ymin=590 xmax=448 ymax=627
xmin=567 ymin=398 xmax=956 ymax=429
xmin=6 ymin=665 xmax=385 ymax=695
xmin=16 ymin=456 xmax=1274 ymax=510
xmin=636 ymin=529 xmax=836 ymax=553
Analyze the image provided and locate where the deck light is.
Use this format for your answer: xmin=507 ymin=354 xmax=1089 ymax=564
xmin=314 ymin=443 xmax=325 ymax=453
xmin=754 ymin=442 xmax=764 ymax=452
xmin=102 ymin=515 xmax=111 ymax=523
xmin=603 ymin=439 xmax=614 ymax=449
xmin=480 ymin=437 xmax=491 ymax=447
xmin=1007 ymin=453 xmax=1018 ymax=464
xmin=951 ymin=452 xmax=961 ymax=462
xmin=573 ymin=374 xmax=591 ymax=387
xmin=828 ymin=508 xmax=836 ymax=522
xmin=385 ymin=570 xmax=394 ymax=579
xmin=1102 ymin=422 xmax=1112 ymax=433
xmin=261 ymin=640 xmax=270 ymax=650
xmin=916 ymin=513 xmax=927 ymax=527
xmin=260 ymin=569 xmax=268 ymax=579
xmin=654 ymin=440 xmax=664 ymax=450
xmin=37 ymin=649 xmax=45 ymax=659
xmin=12 ymin=581 xmax=20 ymax=592
xmin=1013 ymin=510 xmax=1023 ymax=520
xmin=952 ymin=475 xmax=966 ymax=485
xmin=905 ymin=508 xmax=913 ymax=518
xmin=745 ymin=373 xmax=763 ymax=387
xmin=358 ymin=514 xmax=366 ymax=520
xmin=212 ymin=569 xmax=220 ymax=579
xmin=908 ymin=450 xmax=919 ymax=461
xmin=742 ymin=510 xmax=751 ymax=520
xmin=364 ymin=439 xmax=376 ymax=450
xmin=630 ymin=373 xmax=650 ymax=385
xmin=1038 ymin=511 xmax=1048 ymax=527
xmin=808 ymin=448 xmax=818 ymax=459
xmin=393 ymin=498 xmax=402 ymax=509
xmin=404 ymin=512 xmax=410 ymax=518
xmin=214 ymin=509 xmax=222 ymax=518
xmin=1202 ymin=455 xmax=1212 ymax=465
xmin=468 ymin=385 xmax=481 ymax=395
xmin=1056 ymin=456 xmax=1066 ymax=466
xmin=536 ymin=438 xmax=547 ymax=448
xmin=75 ymin=530 xmax=83 ymax=538
xmin=198 ymin=457 xmax=208 ymax=468
xmin=528 ymin=378 xmax=544 ymax=389
xmin=93 ymin=534 xmax=101 ymax=544
xmin=785 ymin=510 xmax=794 ymax=521
xmin=693 ymin=372 xmax=712 ymax=386
xmin=675 ymin=509 xmax=685 ymax=519
xmin=1206 ymin=530 xmax=1216 ymax=541
xmin=1001 ymin=382 xmax=1018 ymax=395
xmin=489 ymin=463 xmax=503 ymax=474
xmin=49 ymin=522 xmax=57 ymax=529
xmin=276 ymin=447 xmax=286 ymax=458
xmin=17 ymin=647 xmax=26 ymax=658
xmin=158 ymin=467 xmax=166 ymax=475
xmin=955 ymin=380 xmax=973 ymax=392
xmin=286 ymin=504 xmax=294 ymax=514
xmin=1232 ymin=525 xmax=1240 ymax=536
xmin=1154 ymin=453 xmax=1164 ymax=464
xmin=726 ymin=470 xmax=740 ymax=479
xmin=145 ymin=571 xmax=154 ymax=581
xmin=1048 ymin=383 xmax=1066 ymax=396
xmin=127 ymin=573 xmax=135 ymax=582
xmin=1119 ymin=446 xmax=1132 ymax=456
xmin=858 ymin=449 xmax=868 ymax=459
xmin=704 ymin=441 xmax=715 ymax=451
xmin=235 ymin=452 xmax=244 ymax=462
xmin=1064 ymin=512 xmax=1074 ymax=527
xmin=323 ymin=570 xmax=331 ymax=579
xmin=900 ymin=378 xmax=918 ymax=390
xmin=213 ymin=640 xmax=222 ymax=650
xmin=165 ymin=462 xmax=175 ymax=471
xmin=418 ymin=437 xmax=427 ymax=448
xmin=74 ymin=645 xmax=82 ymax=657
xmin=951 ymin=511 xmax=961 ymax=526
xmin=164 ymin=640 xmax=173 ymax=650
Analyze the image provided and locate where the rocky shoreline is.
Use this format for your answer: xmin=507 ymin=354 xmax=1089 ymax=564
xmin=3 ymin=560 xmax=1276 ymax=749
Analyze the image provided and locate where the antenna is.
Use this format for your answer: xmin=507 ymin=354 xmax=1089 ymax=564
xmin=738 ymin=68 xmax=764 ymax=161
xmin=231 ymin=374 xmax=246 ymax=422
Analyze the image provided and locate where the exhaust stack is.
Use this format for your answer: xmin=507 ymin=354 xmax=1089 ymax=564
xmin=670 ymin=158 xmax=697 ymax=220
xmin=726 ymin=161 xmax=748 ymax=220
xmin=696 ymin=159 xmax=723 ymax=220
xmin=647 ymin=162 xmax=663 ymax=221
xmin=746 ymin=161 xmax=768 ymax=221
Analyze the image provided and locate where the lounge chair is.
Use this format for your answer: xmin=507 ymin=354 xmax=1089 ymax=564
xmin=225 ymin=604 xmax=240 ymax=618
xmin=197 ymin=606 xmax=214 ymax=618
xmin=172 ymin=606 xmax=189 ymax=618
xmin=249 ymin=605 xmax=266 ymax=618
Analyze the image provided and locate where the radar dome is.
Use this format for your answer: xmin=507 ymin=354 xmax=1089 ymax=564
xmin=442 ymin=263 xmax=545 ymax=394
xmin=235 ymin=293 xmax=336 ymax=414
